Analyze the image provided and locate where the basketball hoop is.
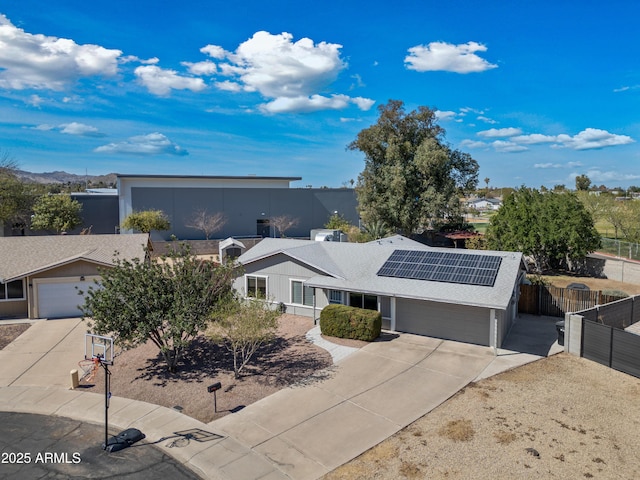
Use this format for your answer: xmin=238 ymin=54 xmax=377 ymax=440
xmin=78 ymin=356 xmax=101 ymax=382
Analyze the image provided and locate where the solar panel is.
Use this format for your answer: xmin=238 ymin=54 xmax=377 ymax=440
xmin=376 ymin=249 xmax=502 ymax=287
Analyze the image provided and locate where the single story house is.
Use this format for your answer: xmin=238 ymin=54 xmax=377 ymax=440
xmin=0 ymin=234 xmax=148 ymax=319
xmin=467 ymin=197 xmax=502 ymax=211
xmin=234 ymin=236 xmax=526 ymax=348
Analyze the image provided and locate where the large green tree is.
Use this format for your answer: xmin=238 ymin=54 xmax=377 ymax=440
xmin=81 ymin=245 xmax=238 ymax=372
xmin=349 ymin=100 xmax=479 ymax=235
xmin=486 ymin=188 xmax=600 ymax=272
xmin=31 ymin=194 xmax=83 ymax=234
xmin=122 ymin=209 xmax=170 ymax=233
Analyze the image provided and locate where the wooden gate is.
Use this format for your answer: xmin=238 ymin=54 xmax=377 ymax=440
xmin=518 ymin=285 xmax=625 ymax=317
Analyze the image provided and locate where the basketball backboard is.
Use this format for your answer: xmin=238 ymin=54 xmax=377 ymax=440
xmin=85 ymin=333 xmax=114 ymax=365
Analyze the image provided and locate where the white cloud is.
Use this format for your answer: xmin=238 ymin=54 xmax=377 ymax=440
xmin=31 ymin=124 xmax=55 ymax=131
xmin=25 ymin=94 xmax=45 ymax=107
xmin=580 ymin=170 xmax=640 ymax=183
xmin=435 ymin=110 xmax=457 ymax=121
xmin=259 ymin=94 xmax=373 ymax=114
xmin=0 ymin=14 xmax=121 ymax=90
xmin=182 ymin=60 xmax=217 ymax=76
xmin=94 ymin=133 xmax=188 ymax=156
xmin=477 ymin=127 xmax=522 ymax=138
xmin=491 ymin=140 xmax=528 ymax=153
xmin=476 ymin=115 xmax=497 ymax=124
xmin=120 ymin=55 xmax=159 ymax=65
xmin=404 ymin=41 xmax=497 ymax=73
xmin=534 ymin=163 xmax=564 ymax=169
xmin=201 ymin=44 xmax=226 ymax=59
xmin=204 ymin=31 xmax=373 ymax=113
xmin=490 ymin=128 xmax=635 ymax=151
xmin=350 ymin=73 xmax=365 ymax=89
xmin=511 ymin=133 xmax=558 ymax=145
xmin=134 ymin=65 xmax=206 ymax=96
xmin=460 ymin=139 xmax=487 ymax=149
xmin=59 ymin=122 xmax=103 ymax=137
xmin=351 ymin=97 xmax=375 ymax=111
xmin=31 ymin=121 xmax=103 ymax=136
xmin=613 ymin=85 xmax=640 ymax=93
xmin=555 ymin=128 xmax=635 ymax=150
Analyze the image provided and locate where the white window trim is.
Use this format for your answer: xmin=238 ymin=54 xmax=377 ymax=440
xmin=245 ymin=274 xmax=268 ymax=299
xmin=0 ymin=279 xmax=26 ymax=302
xmin=290 ymin=278 xmax=314 ymax=307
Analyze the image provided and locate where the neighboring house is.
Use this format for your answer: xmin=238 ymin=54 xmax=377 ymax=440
xmin=467 ymin=197 xmax=502 ymax=211
xmin=0 ymin=234 xmax=148 ymax=319
xmin=234 ymin=236 xmax=526 ymax=349
xmin=117 ymin=174 xmax=359 ymax=240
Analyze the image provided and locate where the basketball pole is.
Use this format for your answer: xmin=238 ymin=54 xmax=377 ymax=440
xmin=102 ymin=361 xmax=111 ymax=451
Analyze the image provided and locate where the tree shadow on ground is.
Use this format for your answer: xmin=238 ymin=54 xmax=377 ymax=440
xmin=133 ymin=333 xmax=333 ymax=388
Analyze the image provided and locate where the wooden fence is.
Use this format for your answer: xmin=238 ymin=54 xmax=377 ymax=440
xmin=518 ymin=285 xmax=626 ymax=317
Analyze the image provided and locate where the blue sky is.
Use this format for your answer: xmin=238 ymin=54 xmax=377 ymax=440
xmin=1 ymin=0 xmax=638 ymax=189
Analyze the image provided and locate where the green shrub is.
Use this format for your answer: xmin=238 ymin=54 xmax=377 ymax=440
xmin=320 ymin=304 xmax=381 ymax=341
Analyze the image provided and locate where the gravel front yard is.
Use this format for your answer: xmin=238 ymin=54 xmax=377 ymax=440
xmin=325 ymin=352 xmax=640 ymax=480
xmin=80 ymin=314 xmax=333 ymax=423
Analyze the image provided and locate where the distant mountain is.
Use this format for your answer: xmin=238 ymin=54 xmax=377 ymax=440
xmin=14 ymin=170 xmax=118 ymax=186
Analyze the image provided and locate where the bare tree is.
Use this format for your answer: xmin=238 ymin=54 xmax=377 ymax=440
xmin=270 ymin=214 xmax=299 ymax=238
xmin=185 ymin=208 xmax=226 ymax=240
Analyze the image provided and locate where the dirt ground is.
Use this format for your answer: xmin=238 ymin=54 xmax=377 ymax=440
xmin=541 ymin=273 xmax=640 ymax=295
xmin=0 ymin=323 xmax=30 ymax=350
xmin=78 ymin=314 xmax=334 ymax=423
xmin=325 ymin=353 xmax=640 ymax=480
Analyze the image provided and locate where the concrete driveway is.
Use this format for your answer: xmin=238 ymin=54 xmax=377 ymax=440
xmin=211 ymin=333 xmax=497 ymax=479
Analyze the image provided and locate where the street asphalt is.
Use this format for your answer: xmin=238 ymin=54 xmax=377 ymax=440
xmin=0 ymin=411 xmax=200 ymax=479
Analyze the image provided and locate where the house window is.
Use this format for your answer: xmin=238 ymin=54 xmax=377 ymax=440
xmin=329 ymin=290 xmax=343 ymax=304
xmin=246 ymin=275 xmax=267 ymax=298
xmin=349 ymin=292 xmax=378 ymax=311
xmin=0 ymin=279 xmax=25 ymax=301
xmin=291 ymin=280 xmax=314 ymax=306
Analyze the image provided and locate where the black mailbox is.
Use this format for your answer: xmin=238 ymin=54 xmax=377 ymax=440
xmin=207 ymin=382 xmax=222 ymax=393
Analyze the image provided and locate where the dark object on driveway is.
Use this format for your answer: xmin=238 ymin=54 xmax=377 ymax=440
xmin=103 ymin=428 xmax=146 ymax=453
xmin=567 ymin=282 xmax=590 ymax=291
xmin=555 ymin=321 xmax=565 ymax=346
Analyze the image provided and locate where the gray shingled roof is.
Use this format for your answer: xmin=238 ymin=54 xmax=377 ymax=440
xmin=0 ymin=234 xmax=149 ymax=282
xmin=238 ymin=237 xmax=524 ymax=310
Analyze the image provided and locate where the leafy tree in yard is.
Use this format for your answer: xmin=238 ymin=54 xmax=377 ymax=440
xmin=575 ymin=174 xmax=591 ymax=191
xmin=80 ymin=245 xmax=239 ymax=372
xmin=31 ymin=194 xmax=82 ymax=234
xmin=208 ymin=297 xmax=281 ymax=378
xmin=185 ymin=208 xmax=226 ymax=240
xmin=362 ymin=219 xmax=391 ymax=240
xmin=122 ymin=209 xmax=170 ymax=233
xmin=324 ymin=212 xmax=352 ymax=231
xmin=349 ymin=100 xmax=479 ymax=236
xmin=0 ymin=155 xmax=33 ymax=230
xmin=486 ymin=187 xmax=600 ymax=273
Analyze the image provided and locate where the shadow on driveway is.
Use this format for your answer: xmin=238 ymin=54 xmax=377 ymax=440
xmin=502 ymin=314 xmax=564 ymax=357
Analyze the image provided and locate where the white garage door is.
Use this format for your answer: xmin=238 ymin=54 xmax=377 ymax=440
xmin=37 ymin=281 xmax=88 ymax=319
xmin=396 ymin=298 xmax=490 ymax=346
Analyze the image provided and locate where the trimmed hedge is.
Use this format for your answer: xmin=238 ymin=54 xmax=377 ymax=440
xmin=319 ymin=304 xmax=381 ymax=342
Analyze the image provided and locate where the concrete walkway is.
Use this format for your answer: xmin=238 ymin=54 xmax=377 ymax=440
xmin=0 ymin=315 xmax=563 ymax=480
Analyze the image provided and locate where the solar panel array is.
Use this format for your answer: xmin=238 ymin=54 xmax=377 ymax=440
xmin=376 ymin=249 xmax=502 ymax=287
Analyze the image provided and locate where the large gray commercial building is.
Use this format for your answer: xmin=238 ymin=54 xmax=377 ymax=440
xmin=117 ymin=175 xmax=359 ymax=240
